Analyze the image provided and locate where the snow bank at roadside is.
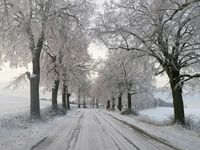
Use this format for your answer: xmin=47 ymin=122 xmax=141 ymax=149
xmin=0 ymin=95 xmax=79 ymax=150
xmin=0 ymin=108 xmax=50 ymax=149
xmin=103 ymin=110 xmax=200 ymax=150
xmin=0 ymin=105 xmax=72 ymax=150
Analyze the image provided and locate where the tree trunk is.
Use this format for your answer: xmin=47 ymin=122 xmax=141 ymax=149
xmin=67 ymin=94 xmax=70 ymax=109
xmin=169 ymin=70 xmax=185 ymax=125
xmin=118 ymin=94 xmax=122 ymax=111
xmin=30 ymin=76 xmax=40 ymax=119
xmin=92 ymin=99 xmax=95 ymax=108
xmin=106 ymin=100 xmax=110 ymax=109
xmin=66 ymin=85 xmax=70 ymax=110
xmin=52 ymin=80 xmax=59 ymax=111
xmin=28 ymin=29 xmax=44 ymax=120
xmin=78 ymin=88 xmax=81 ymax=108
xmin=127 ymin=92 xmax=132 ymax=110
xmin=30 ymin=49 xmax=42 ymax=119
xmin=96 ymin=99 xmax=99 ymax=108
xmin=83 ymin=101 xmax=86 ymax=108
xmin=62 ymin=84 xmax=67 ymax=110
xmin=83 ymin=94 xmax=86 ymax=108
xmin=112 ymin=97 xmax=115 ymax=110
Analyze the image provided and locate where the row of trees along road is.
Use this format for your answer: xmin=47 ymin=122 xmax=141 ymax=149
xmin=1 ymin=0 xmax=200 ymax=126
xmin=92 ymin=50 xmax=154 ymax=111
xmin=95 ymin=0 xmax=200 ymax=125
xmin=0 ymin=0 xmax=95 ymax=119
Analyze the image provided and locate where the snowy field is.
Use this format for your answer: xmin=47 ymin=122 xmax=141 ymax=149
xmin=139 ymin=107 xmax=200 ymax=123
xmin=0 ymin=95 xmax=55 ymax=150
xmin=0 ymin=95 xmax=51 ymax=117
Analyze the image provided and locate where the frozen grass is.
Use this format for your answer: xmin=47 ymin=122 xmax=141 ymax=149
xmin=0 ymin=95 xmax=79 ymax=150
xmin=0 ymin=105 xmax=71 ymax=150
xmin=184 ymin=114 xmax=200 ymax=131
xmin=0 ymin=95 xmax=53 ymax=132
xmin=0 ymin=106 xmax=61 ymax=131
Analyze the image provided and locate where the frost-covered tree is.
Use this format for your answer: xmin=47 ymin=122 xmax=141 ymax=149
xmin=74 ymin=66 xmax=95 ymax=108
xmin=94 ymin=50 xmax=153 ymax=111
xmin=0 ymin=0 xmax=55 ymax=119
xmin=96 ymin=0 xmax=200 ymax=124
xmin=0 ymin=0 xmax=94 ymax=119
xmin=41 ymin=11 xmax=93 ymax=111
xmin=42 ymin=32 xmax=95 ymax=110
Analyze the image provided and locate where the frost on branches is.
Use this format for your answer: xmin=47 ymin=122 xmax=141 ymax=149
xmin=93 ymin=50 xmax=154 ymax=111
xmin=95 ymin=0 xmax=200 ymax=124
xmin=0 ymin=0 xmax=95 ymax=119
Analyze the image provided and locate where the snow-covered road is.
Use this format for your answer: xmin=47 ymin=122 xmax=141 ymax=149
xmin=28 ymin=109 xmax=177 ymax=150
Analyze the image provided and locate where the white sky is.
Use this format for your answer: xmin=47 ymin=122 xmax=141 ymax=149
xmin=88 ymin=42 xmax=108 ymax=60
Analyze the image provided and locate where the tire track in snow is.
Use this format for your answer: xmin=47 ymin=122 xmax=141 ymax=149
xmin=30 ymin=111 xmax=83 ymax=150
xmin=99 ymin=111 xmax=167 ymax=150
xmin=93 ymin=114 xmax=122 ymax=150
xmin=65 ymin=113 xmax=84 ymax=150
xmin=102 ymin=111 xmax=182 ymax=150
xmin=96 ymin=111 xmax=141 ymax=150
xmin=31 ymin=136 xmax=48 ymax=150
xmin=30 ymin=134 xmax=58 ymax=150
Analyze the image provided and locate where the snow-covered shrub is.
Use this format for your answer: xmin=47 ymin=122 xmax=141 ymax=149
xmin=0 ymin=114 xmax=30 ymax=130
xmin=121 ymin=109 xmax=138 ymax=116
xmin=137 ymin=114 xmax=173 ymax=126
xmin=48 ymin=107 xmax=67 ymax=117
xmin=167 ymin=114 xmax=200 ymax=131
xmin=0 ymin=105 xmax=65 ymax=130
xmin=185 ymin=114 xmax=200 ymax=131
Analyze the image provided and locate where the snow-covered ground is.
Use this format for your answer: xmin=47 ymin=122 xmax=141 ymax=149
xmin=105 ymin=110 xmax=200 ymax=150
xmin=0 ymin=95 xmax=200 ymax=150
xmin=0 ymin=95 xmax=51 ymax=117
xmin=139 ymin=107 xmax=200 ymax=123
xmin=0 ymin=95 xmax=57 ymax=150
xmin=2 ymin=108 xmax=196 ymax=150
